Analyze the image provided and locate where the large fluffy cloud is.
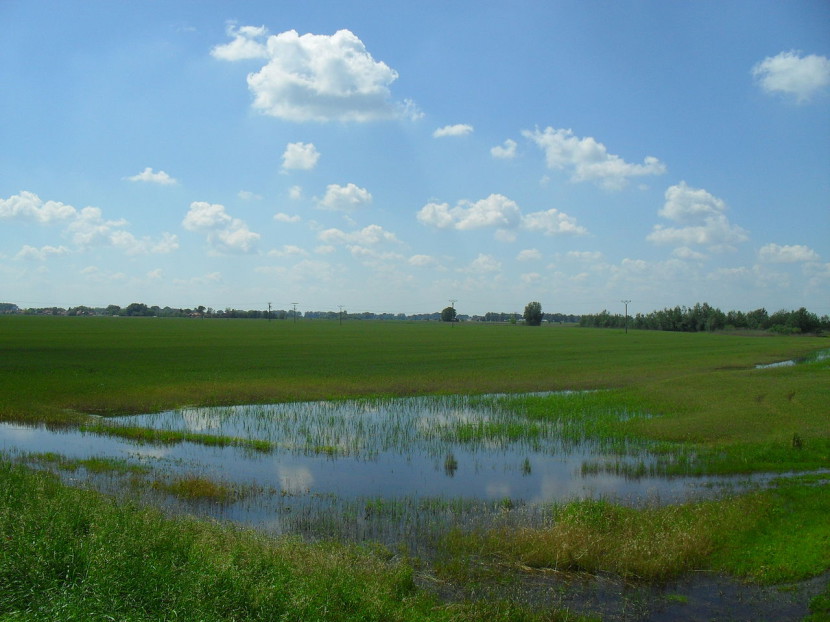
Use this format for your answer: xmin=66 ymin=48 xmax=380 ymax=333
xmin=1 ymin=191 xmax=178 ymax=255
xmin=752 ymin=50 xmax=830 ymax=103
xmin=416 ymin=193 xmax=585 ymax=237
xmin=523 ymin=127 xmax=666 ymax=189
xmin=0 ymin=191 xmax=76 ymax=224
xmin=417 ymin=194 xmax=521 ymax=230
xmin=647 ymin=182 xmax=748 ymax=251
xmin=213 ymin=27 xmax=417 ymax=122
xmin=183 ymin=201 xmax=259 ymax=253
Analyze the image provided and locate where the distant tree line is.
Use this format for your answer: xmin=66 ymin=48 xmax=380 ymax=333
xmin=474 ymin=311 xmax=580 ymax=323
xmin=579 ymin=303 xmax=829 ymax=334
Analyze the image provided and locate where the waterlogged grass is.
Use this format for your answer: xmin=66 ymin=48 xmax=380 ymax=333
xmin=149 ymin=474 xmax=249 ymax=504
xmin=79 ymin=421 xmax=274 ymax=453
xmin=21 ymin=452 xmax=150 ymax=475
xmin=437 ymin=477 xmax=830 ymax=585
xmin=0 ymin=460 xmax=588 ymax=622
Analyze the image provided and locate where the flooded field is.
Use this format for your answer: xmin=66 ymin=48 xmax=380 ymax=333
xmin=0 ymin=393 xmax=782 ymax=554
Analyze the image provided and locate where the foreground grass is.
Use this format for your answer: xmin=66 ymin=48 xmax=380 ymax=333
xmin=0 ymin=460 xmax=582 ymax=622
xmin=3 ymin=459 xmax=826 ymax=620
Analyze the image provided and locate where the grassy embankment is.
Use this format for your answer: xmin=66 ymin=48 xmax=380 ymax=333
xmin=1 ymin=316 xmax=828 ymax=619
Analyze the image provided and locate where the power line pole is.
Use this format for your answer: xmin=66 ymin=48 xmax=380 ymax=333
xmin=449 ymin=298 xmax=457 ymax=327
xmin=338 ymin=305 xmax=344 ymax=326
xmin=621 ymin=300 xmax=631 ymax=334
xmin=291 ymin=302 xmax=298 ymax=324
xmin=267 ymin=302 xmax=272 ymax=322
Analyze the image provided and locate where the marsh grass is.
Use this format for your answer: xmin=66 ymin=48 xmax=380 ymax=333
xmin=79 ymin=421 xmax=274 ymax=453
xmin=149 ymin=474 xmax=247 ymax=503
xmin=437 ymin=478 xmax=830 ymax=585
xmin=0 ymin=460 xmax=582 ymax=622
xmin=20 ymin=452 xmax=150 ymax=475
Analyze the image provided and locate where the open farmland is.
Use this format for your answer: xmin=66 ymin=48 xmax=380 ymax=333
xmin=1 ymin=316 xmax=828 ymax=621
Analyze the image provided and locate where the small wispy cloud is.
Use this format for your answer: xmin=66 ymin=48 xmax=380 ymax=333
xmin=433 ymin=124 xmax=474 ymax=138
xmin=125 ymin=167 xmax=178 ymax=185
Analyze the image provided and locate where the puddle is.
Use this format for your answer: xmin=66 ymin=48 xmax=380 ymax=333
xmin=755 ymin=347 xmax=830 ymax=369
xmin=0 ymin=394 xmax=788 ymax=551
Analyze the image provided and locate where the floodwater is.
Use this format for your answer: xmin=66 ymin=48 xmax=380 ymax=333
xmin=0 ymin=394 xmax=782 ymax=547
xmin=3 ymin=392 xmax=826 ymax=619
xmin=755 ymin=347 xmax=830 ymax=368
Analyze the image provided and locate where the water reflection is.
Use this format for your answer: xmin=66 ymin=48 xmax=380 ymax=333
xmin=755 ymin=348 xmax=830 ymax=369
xmin=0 ymin=394 xmax=793 ymax=550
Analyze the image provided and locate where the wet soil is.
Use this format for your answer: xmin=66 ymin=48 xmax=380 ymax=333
xmin=421 ymin=568 xmax=829 ymax=621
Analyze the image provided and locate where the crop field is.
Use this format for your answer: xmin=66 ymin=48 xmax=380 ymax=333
xmin=1 ymin=315 xmax=829 ymax=621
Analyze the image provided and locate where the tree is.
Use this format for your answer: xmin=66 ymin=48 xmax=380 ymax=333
xmin=123 ymin=302 xmax=150 ymax=317
xmin=523 ymin=301 xmax=543 ymax=326
xmin=441 ymin=306 xmax=457 ymax=322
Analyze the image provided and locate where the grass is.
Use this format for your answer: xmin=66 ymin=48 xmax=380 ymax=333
xmin=437 ymin=477 xmax=830 ymax=584
xmin=0 ymin=315 xmax=825 ymax=424
xmin=20 ymin=452 xmax=150 ymax=475
xmin=79 ymin=421 xmax=274 ymax=452
xmin=0 ymin=316 xmax=828 ymax=618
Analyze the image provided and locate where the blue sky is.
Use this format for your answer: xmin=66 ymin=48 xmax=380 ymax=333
xmin=2 ymin=1 xmax=828 ymax=316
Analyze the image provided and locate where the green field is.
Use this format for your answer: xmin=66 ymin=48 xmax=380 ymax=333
xmin=1 ymin=316 xmax=828 ymax=620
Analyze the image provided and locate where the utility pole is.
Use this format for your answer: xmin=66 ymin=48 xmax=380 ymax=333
xmin=338 ymin=305 xmax=344 ymax=326
xmin=267 ymin=302 xmax=272 ymax=322
xmin=449 ymin=298 xmax=457 ymax=328
xmin=291 ymin=302 xmax=298 ymax=324
xmin=621 ymin=300 xmax=631 ymax=334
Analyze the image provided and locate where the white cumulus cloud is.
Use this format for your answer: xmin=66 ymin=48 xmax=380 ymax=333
xmin=15 ymin=244 xmax=71 ymax=261
xmin=214 ymin=27 xmax=416 ymax=122
xmin=647 ymin=182 xmax=748 ymax=252
xmin=318 ymin=224 xmax=399 ymax=246
xmin=211 ymin=24 xmax=269 ymax=60
xmin=183 ymin=201 xmax=259 ymax=254
xmin=523 ymin=126 xmax=666 ymax=189
xmin=517 ymin=248 xmax=542 ymax=261
xmin=281 ymin=142 xmax=320 ymax=170
xmin=417 ymin=194 xmax=586 ymax=238
xmin=408 ymin=254 xmax=439 ymax=267
xmin=125 ymin=167 xmax=178 ymax=185
xmin=521 ymin=208 xmax=587 ymax=236
xmin=417 ymin=194 xmax=522 ymax=230
xmin=752 ymin=50 xmax=830 ymax=103
xmin=460 ymin=253 xmax=501 ymax=274
xmin=274 ymin=212 xmax=301 ymax=223
xmin=316 ymin=183 xmax=372 ymax=211
xmin=433 ymin=124 xmax=474 ymax=138
xmin=491 ymin=138 xmax=517 ymax=159
xmin=0 ymin=191 xmax=76 ymax=223
xmin=758 ymin=243 xmax=820 ymax=263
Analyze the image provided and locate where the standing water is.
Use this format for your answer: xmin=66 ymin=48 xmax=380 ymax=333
xmin=0 ymin=394 xmax=778 ymax=550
